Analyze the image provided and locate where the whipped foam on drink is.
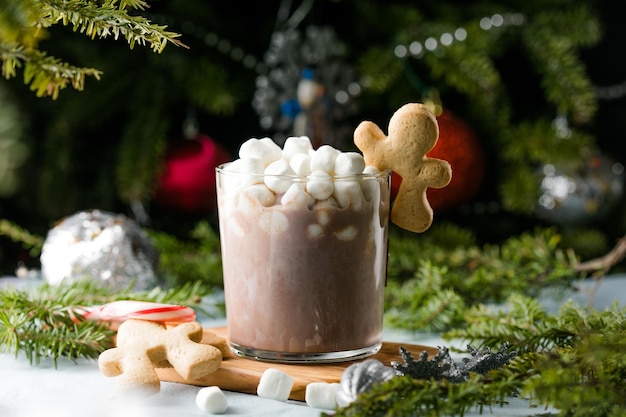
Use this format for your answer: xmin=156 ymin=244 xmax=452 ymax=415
xmin=217 ymin=136 xmax=390 ymax=359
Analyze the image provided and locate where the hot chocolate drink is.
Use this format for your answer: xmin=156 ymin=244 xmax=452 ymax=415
xmin=216 ymin=137 xmax=390 ymax=362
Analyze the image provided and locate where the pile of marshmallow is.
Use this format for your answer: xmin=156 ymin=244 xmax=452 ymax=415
xmin=219 ymin=136 xmax=384 ymax=213
xmin=196 ymin=367 xmax=342 ymax=414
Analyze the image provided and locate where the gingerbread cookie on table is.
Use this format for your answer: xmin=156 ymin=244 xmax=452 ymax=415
xmin=354 ymin=103 xmax=452 ymax=232
xmin=96 ymin=301 xmax=226 ymax=395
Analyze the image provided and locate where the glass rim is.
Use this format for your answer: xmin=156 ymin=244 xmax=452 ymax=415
xmin=216 ymin=162 xmax=391 ymax=181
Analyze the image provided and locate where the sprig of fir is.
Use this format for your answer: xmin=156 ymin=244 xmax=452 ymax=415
xmin=0 ymin=279 xmax=211 ymax=366
xmin=385 ymin=225 xmax=580 ymax=332
xmin=1 ymin=0 xmax=184 ymax=98
xmin=326 ymin=363 xmax=533 ymax=417
xmin=444 ymin=296 xmax=626 ymax=416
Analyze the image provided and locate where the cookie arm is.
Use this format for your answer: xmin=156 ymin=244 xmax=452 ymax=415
xmin=168 ymin=322 xmax=223 ymax=381
xmin=99 ymin=348 xmax=161 ymax=394
xmin=354 ymin=121 xmax=388 ymax=169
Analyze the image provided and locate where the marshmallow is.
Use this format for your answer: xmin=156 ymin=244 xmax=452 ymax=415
xmin=363 ymin=165 xmax=381 ymax=175
xmin=283 ymin=136 xmax=313 ymax=161
xmin=264 ymin=159 xmax=295 ymax=193
xmin=222 ymin=159 xmax=241 ymax=173
xmin=240 ymin=157 xmax=265 ymax=175
xmin=306 ymin=170 xmax=334 ymax=200
xmin=289 ymin=153 xmax=311 ymax=176
xmin=196 ymin=386 xmax=228 ymax=414
xmin=257 ymin=368 xmax=294 ymax=402
xmin=333 ymin=180 xmax=364 ymax=210
xmin=307 ymin=223 xmax=324 ymax=239
xmin=239 ymin=138 xmax=281 ymax=166
xmin=361 ymin=166 xmax=384 ymax=201
xmin=314 ymin=197 xmax=339 ymax=209
xmin=314 ymin=198 xmax=339 ymax=225
xmin=281 ymin=182 xmax=314 ymax=209
xmin=239 ymin=157 xmax=265 ymax=186
xmin=259 ymin=137 xmax=283 ymax=162
xmin=305 ymin=382 xmax=339 ymax=410
xmin=228 ymin=217 xmax=246 ymax=237
xmin=259 ymin=211 xmax=289 ymax=234
xmin=218 ymin=160 xmax=243 ymax=197
xmin=334 ymin=152 xmax=366 ymax=176
xmin=334 ymin=225 xmax=358 ymax=241
xmin=239 ymin=184 xmax=276 ymax=208
xmin=310 ymin=145 xmax=340 ymax=173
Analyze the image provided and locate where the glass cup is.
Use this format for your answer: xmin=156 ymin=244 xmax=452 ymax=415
xmin=216 ymin=164 xmax=390 ymax=363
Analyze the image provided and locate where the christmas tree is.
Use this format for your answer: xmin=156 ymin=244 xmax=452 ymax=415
xmin=1 ymin=0 xmax=625 ymax=275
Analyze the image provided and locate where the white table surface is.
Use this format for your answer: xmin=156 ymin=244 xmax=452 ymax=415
xmin=1 ymin=275 xmax=623 ymax=417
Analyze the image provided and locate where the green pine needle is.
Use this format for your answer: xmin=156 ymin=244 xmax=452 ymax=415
xmin=0 ymin=0 xmax=184 ymax=99
xmin=0 ymin=278 xmax=212 ymax=366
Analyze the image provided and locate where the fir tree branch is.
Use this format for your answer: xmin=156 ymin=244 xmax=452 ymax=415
xmin=573 ymin=235 xmax=626 ymax=276
xmin=115 ymin=77 xmax=168 ymax=204
xmin=24 ymin=48 xmax=102 ymax=98
xmin=327 ymin=367 xmax=530 ymax=417
xmin=385 ymin=226 xmax=579 ymax=332
xmin=147 ymin=222 xmax=224 ymax=289
xmin=39 ymin=0 xmax=186 ymax=52
xmin=0 ymin=218 xmax=44 ymax=256
xmin=522 ymin=6 xmax=601 ymax=124
xmin=522 ymin=312 xmax=626 ymax=416
xmin=0 ymin=279 xmax=213 ymax=366
xmin=337 ymin=299 xmax=626 ymax=416
xmin=0 ymin=0 xmax=185 ymax=98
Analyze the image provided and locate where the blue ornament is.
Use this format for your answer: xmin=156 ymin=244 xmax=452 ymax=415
xmin=301 ymin=68 xmax=315 ymax=80
xmin=280 ymin=99 xmax=302 ymax=119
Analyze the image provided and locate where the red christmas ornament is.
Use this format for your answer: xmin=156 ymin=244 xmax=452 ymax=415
xmin=390 ymin=110 xmax=485 ymax=211
xmin=427 ymin=110 xmax=485 ymax=211
xmin=154 ymin=134 xmax=231 ymax=212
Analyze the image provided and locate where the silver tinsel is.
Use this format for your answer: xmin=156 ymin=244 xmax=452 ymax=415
xmin=40 ymin=210 xmax=159 ymax=291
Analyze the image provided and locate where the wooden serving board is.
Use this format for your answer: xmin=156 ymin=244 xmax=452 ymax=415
xmin=156 ymin=327 xmax=437 ymax=401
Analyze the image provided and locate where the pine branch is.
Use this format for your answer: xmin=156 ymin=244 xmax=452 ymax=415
xmin=0 ymin=286 xmax=115 ymax=366
xmin=385 ymin=260 xmax=467 ymax=331
xmin=444 ymin=293 xmax=577 ymax=354
xmin=0 ymin=279 xmax=212 ymax=366
xmin=39 ymin=0 xmax=185 ymax=52
xmin=385 ymin=226 xmax=579 ymax=332
xmin=1 ymin=43 xmax=102 ymax=98
xmin=524 ymin=318 xmax=626 ymax=416
xmin=176 ymin=58 xmax=241 ymax=115
xmin=327 ymin=366 xmax=529 ymax=417
xmin=0 ymin=0 xmax=185 ymax=98
xmin=573 ymin=235 xmax=626 ymax=276
xmin=357 ymin=46 xmax=404 ymax=93
xmin=421 ymin=21 xmax=510 ymax=126
xmin=115 ymin=79 xmax=168 ymax=204
xmin=0 ymin=218 xmax=44 ymax=256
xmin=523 ymin=6 xmax=601 ymax=123
xmin=147 ymin=222 xmax=224 ymax=289
xmin=334 ymin=300 xmax=626 ymax=417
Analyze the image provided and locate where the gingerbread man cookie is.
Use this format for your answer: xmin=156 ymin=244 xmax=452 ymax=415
xmin=98 ymin=319 xmax=224 ymax=395
xmin=354 ymin=103 xmax=452 ymax=232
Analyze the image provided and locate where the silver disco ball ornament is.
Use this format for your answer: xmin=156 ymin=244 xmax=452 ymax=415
xmin=534 ymin=154 xmax=624 ymax=226
xmin=41 ymin=210 xmax=159 ymax=291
